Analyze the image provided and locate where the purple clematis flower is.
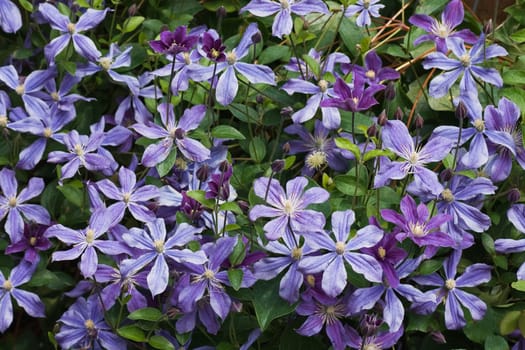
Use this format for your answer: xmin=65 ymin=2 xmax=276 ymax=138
xmin=0 ymin=261 xmax=45 ymax=333
xmin=47 ymin=129 xmax=112 ymax=182
xmin=249 ymin=176 xmax=329 ymax=240
xmin=122 ymin=218 xmax=207 ymax=296
xmin=150 ymin=25 xmax=199 ymax=55
xmin=495 ymin=204 xmax=525 ymax=279
xmin=374 ymin=120 xmax=452 ymax=194
xmin=409 ymin=0 xmax=478 ymax=54
xmin=96 ymin=166 xmax=159 ymax=223
xmin=132 ymin=103 xmax=210 ymax=167
xmin=320 ymin=76 xmax=383 ymax=112
xmin=114 ymin=72 xmax=160 ymax=124
xmin=299 ymin=210 xmax=384 ymax=297
xmin=0 ymin=0 xmax=22 ymax=33
xmin=38 ymin=3 xmax=109 ymax=63
xmin=45 ymin=209 xmax=125 ymax=278
xmin=422 ymin=35 xmax=507 ymax=98
xmin=0 ymin=168 xmax=50 ymax=243
xmin=381 ymin=195 xmax=454 ymax=249
xmin=5 ymin=223 xmax=51 ymax=264
xmin=347 ymin=324 xmax=404 ymax=349
xmin=189 ymin=23 xmax=276 ymax=105
xmin=345 ymin=0 xmax=385 ymax=27
xmin=352 ymin=50 xmax=400 ymax=87
xmin=240 ymin=0 xmax=329 ymax=39
xmin=295 ymin=290 xmax=351 ymax=350
xmin=55 ymin=295 xmax=126 ymax=349
xmin=412 ymin=250 xmax=491 ymax=330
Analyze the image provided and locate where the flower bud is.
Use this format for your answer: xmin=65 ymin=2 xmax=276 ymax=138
xmin=251 ymin=32 xmax=262 ymax=44
xmin=508 ymin=188 xmax=521 ymax=203
xmin=196 ymin=164 xmax=210 ymax=182
xmin=280 ymin=106 xmax=293 ymax=117
xmin=440 ymin=168 xmax=453 ymax=182
xmin=216 ymin=6 xmax=227 ymax=19
xmin=256 ymin=95 xmax=264 ymax=104
xmin=238 ymin=200 xmax=250 ymax=215
xmin=377 ymin=110 xmax=387 ymax=126
xmin=483 ymin=19 xmax=493 ymax=35
xmin=455 ymin=101 xmax=467 ymax=120
xmin=282 ymin=142 xmax=291 ymax=154
xmin=431 ymin=331 xmax=447 ymax=344
xmin=271 ymin=159 xmax=285 ymax=173
xmin=367 ymin=123 xmax=377 ymax=138
xmin=219 ymin=160 xmax=230 ymax=173
xmin=394 ymin=106 xmax=403 ymax=120
xmin=385 ymin=81 xmax=396 ymax=101
xmin=128 ymin=4 xmax=138 ymax=16
xmin=415 ymin=113 xmax=424 ymax=129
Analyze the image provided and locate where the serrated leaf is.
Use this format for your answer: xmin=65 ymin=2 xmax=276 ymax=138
xmin=117 ymin=325 xmax=147 ymax=342
xmin=211 ymin=125 xmax=245 ymax=140
xmin=252 ymin=279 xmax=296 ymax=331
xmin=149 ymin=335 xmax=175 ymax=350
xmin=122 ymin=16 xmax=145 ymax=33
xmin=228 ymin=269 xmax=243 ymax=291
xmin=334 ymin=137 xmax=360 ymax=161
xmin=128 ymin=307 xmax=163 ymax=321
xmin=500 ymin=311 xmax=521 ymax=335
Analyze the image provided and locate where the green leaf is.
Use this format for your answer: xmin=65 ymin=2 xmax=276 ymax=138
xmin=249 ymin=137 xmax=267 ymax=163
xmin=511 ymin=28 xmax=525 ymax=43
xmin=228 ymin=269 xmax=243 ymax=291
xmin=128 ymin=307 xmax=163 ymax=321
xmin=464 ymin=307 xmax=499 ymax=343
xmin=482 ymin=233 xmax=496 ymax=255
xmin=27 ymin=270 xmax=74 ymax=290
xmin=211 ymin=125 xmax=245 ymax=140
xmin=229 ymin=237 xmax=246 ymax=266
xmin=186 ymin=190 xmax=215 ymax=208
xmin=418 ymin=259 xmax=443 ymax=275
xmin=333 ymin=165 xmax=368 ymax=196
xmin=156 ymin=147 xmax=177 ymax=178
xmin=219 ymin=201 xmax=243 ymax=214
xmin=149 ymin=335 xmax=175 ymax=350
xmin=334 ymin=137 xmax=360 ymax=161
xmin=258 ymin=46 xmax=290 ymax=65
xmin=228 ymin=104 xmax=259 ymax=123
xmin=252 ymin=279 xmax=296 ymax=331
xmin=18 ymin=0 xmax=33 ymax=11
xmin=485 ymin=335 xmax=509 ymax=350
xmin=62 ymin=62 xmax=77 ymax=76
xmin=302 ymin=54 xmax=321 ymax=79
xmin=512 ymin=281 xmax=525 ymax=292
xmin=363 ymin=149 xmax=394 ymax=162
xmin=117 ymin=325 xmax=147 ymax=342
xmin=57 ymin=182 xmax=84 ymax=208
xmin=500 ymin=310 xmax=521 ymax=335
xmin=201 ymin=0 xmax=238 ymax=12
xmin=122 ymin=16 xmax=145 ymax=33
xmin=519 ymin=312 xmax=525 ymax=337
xmin=503 ymin=69 xmax=525 ymax=85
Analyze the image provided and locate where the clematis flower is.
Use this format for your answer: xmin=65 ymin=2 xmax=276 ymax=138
xmin=0 ymin=0 xmax=22 ymax=33
xmin=495 ymin=204 xmax=525 ymax=279
xmin=189 ymin=23 xmax=276 ymax=105
xmin=320 ymin=76 xmax=383 ymax=112
xmin=347 ymin=325 xmax=404 ymax=349
xmin=0 ymin=262 xmax=45 ymax=333
xmin=55 ymin=295 xmax=125 ymax=349
xmin=299 ymin=210 xmax=384 ymax=297
xmin=422 ymin=35 xmax=507 ymax=99
xmin=38 ymin=3 xmax=109 ymax=63
xmin=45 ymin=209 xmax=126 ymax=278
xmin=5 ymin=223 xmax=51 ymax=264
xmin=345 ymin=0 xmax=385 ymax=27
xmin=132 ymin=103 xmax=210 ymax=166
xmin=374 ymin=120 xmax=452 ymax=194
xmin=409 ymin=0 xmax=478 ymax=53
xmin=412 ymin=250 xmax=491 ymax=330
xmin=351 ymin=50 xmax=400 ymax=87
xmin=149 ymin=25 xmax=199 ymax=55
xmin=240 ymin=0 xmax=329 ymax=39
xmin=0 ymin=168 xmax=50 ymax=243
xmin=122 ymin=218 xmax=207 ymax=296
xmin=249 ymin=176 xmax=329 ymax=240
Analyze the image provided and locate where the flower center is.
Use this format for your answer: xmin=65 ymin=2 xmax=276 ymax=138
xmin=183 ymin=52 xmax=191 ymax=65
xmin=29 ymin=237 xmax=37 ymax=246
xmin=85 ymin=318 xmax=97 ymax=337
xmin=305 ymin=151 xmax=327 ymax=170
xmin=203 ymin=269 xmax=215 ymax=279
xmin=226 ymin=51 xmax=237 ymax=65
xmin=67 ymin=22 xmax=76 ymax=34
xmin=280 ymin=0 xmax=290 ymax=9
xmin=123 ymin=192 xmax=131 ymax=204
xmin=365 ymin=70 xmax=376 ymax=80
xmin=459 ymin=54 xmax=471 ymax=67
xmin=99 ymin=57 xmax=113 ymax=71
xmin=85 ymin=228 xmax=95 ymax=244
xmin=3 ymin=279 xmax=13 ymax=291
xmin=74 ymin=144 xmax=84 ymax=157
xmin=306 ymin=274 xmax=316 ymax=287
xmin=473 ymin=119 xmax=485 ymax=132
xmin=352 ymin=97 xmax=359 ymax=106
xmin=8 ymin=196 xmax=17 ymax=208
xmin=441 ymin=189 xmax=455 ymax=202
xmin=51 ymin=92 xmax=60 ymax=101
xmin=363 ymin=343 xmax=382 ymax=350
xmin=210 ymin=48 xmax=220 ymax=59
xmin=362 ymin=0 xmax=371 ymax=9
xmin=318 ymin=79 xmax=328 ymax=92
xmin=154 ymin=239 xmax=165 ymax=253
xmin=43 ymin=127 xmax=53 ymax=138
xmin=445 ymin=278 xmax=456 ymax=290
xmin=409 ymin=222 xmax=426 ymax=237
xmin=335 ymin=241 xmax=346 ymax=255
xmin=0 ymin=115 xmax=7 ymax=127
xmin=291 ymin=247 xmax=302 ymax=260
xmin=377 ymin=246 xmax=386 ymax=259
xmin=409 ymin=151 xmax=419 ymax=165
xmin=15 ymin=84 xmax=24 ymax=95
xmin=434 ymin=21 xmax=450 ymax=38
xmin=282 ymin=199 xmax=295 ymax=215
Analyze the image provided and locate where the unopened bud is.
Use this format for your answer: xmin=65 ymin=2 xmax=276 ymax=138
xmin=455 ymin=101 xmax=467 ymax=120
xmin=251 ymin=32 xmax=262 ymax=44
xmin=483 ymin=19 xmax=493 ymax=35
xmin=385 ymin=81 xmax=396 ymax=101
xmin=271 ymin=159 xmax=285 ymax=173
xmin=508 ymin=188 xmax=521 ymax=203
xmin=128 ymin=4 xmax=138 ymax=16
xmin=377 ymin=110 xmax=387 ymax=126
xmin=431 ymin=331 xmax=447 ymax=344
xmin=440 ymin=168 xmax=453 ymax=182
xmin=219 ymin=160 xmax=230 ymax=173
xmin=394 ymin=106 xmax=403 ymax=120
xmin=280 ymin=106 xmax=293 ymax=117
xmin=238 ymin=200 xmax=250 ymax=214
xmin=282 ymin=142 xmax=291 ymax=154
xmin=160 ymin=24 xmax=169 ymax=33
xmin=216 ymin=6 xmax=227 ymax=19
xmin=367 ymin=123 xmax=377 ymax=138
xmin=256 ymin=95 xmax=264 ymax=104
xmin=415 ymin=114 xmax=424 ymax=129
xmin=196 ymin=164 xmax=210 ymax=182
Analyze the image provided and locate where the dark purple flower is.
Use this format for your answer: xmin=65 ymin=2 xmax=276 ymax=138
xmin=55 ymin=295 xmax=126 ymax=349
xmin=0 ymin=261 xmax=45 ymax=333
xmin=5 ymin=223 xmax=51 ymax=264
xmin=201 ymin=31 xmax=226 ymax=62
xmin=46 ymin=209 xmax=125 ymax=278
xmin=249 ymin=176 xmax=329 ymax=240
xmin=240 ymin=0 xmax=329 ymax=38
xmin=150 ymin=25 xmax=198 ymax=55
xmin=0 ymin=168 xmax=50 ymax=243
xmin=320 ymin=76 xmax=383 ymax=112
xmin=409 ymin=0 xmax=478 ymax=53
xmin=352 ymin=50 xmax=400 ymax=87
